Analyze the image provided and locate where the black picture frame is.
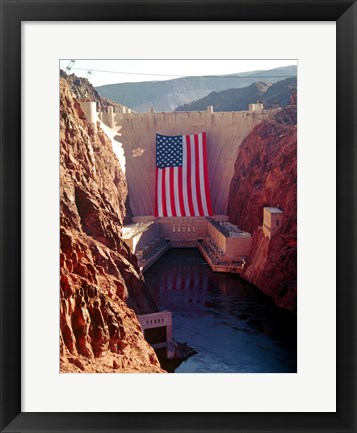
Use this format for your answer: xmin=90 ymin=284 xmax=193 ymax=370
xmin=0 ymin=1 xmax=356 ymax=432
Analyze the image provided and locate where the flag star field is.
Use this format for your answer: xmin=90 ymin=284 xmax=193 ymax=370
xmin=156 ymin=134 xmax=183 ymax=168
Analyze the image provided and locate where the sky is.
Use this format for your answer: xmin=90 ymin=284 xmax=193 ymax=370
xmin=59 ymin=59 xmax=297 ymax=87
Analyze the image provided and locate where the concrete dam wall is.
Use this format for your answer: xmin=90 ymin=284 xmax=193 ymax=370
xmin=107 ymin=108 xmax=274 ymax=216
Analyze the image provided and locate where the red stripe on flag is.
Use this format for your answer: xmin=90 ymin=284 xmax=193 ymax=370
xmin=154 ymin=166 xmax=158 ymax=217
xmin=178 ymin=166 xmax=185 ymax=216
xmin=162 ymin=168 xmax=167 ymax=217
xmin=169 ymin=168 xmax=177 ymax=217
xmin=185 ymin=135 xmax=195 ymax=216
xmin=202 ymin=132 xmax=213 ymax=215
xmin=194 ymin=134 xmax=204 ymax=216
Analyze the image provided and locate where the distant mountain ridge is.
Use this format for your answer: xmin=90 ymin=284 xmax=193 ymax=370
xmin=176 ymin=77 xmax=297 ymax=112
xmin=175 ymin=81 xmax=269 ymax=112
xmin=95 ymin=65 xmax=297 ymax=112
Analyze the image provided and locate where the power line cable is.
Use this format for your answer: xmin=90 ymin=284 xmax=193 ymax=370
xmin=69 ymin=67 xmax=295 ymax=79
xmin=71 ymin=67 xmax=184 ymax=77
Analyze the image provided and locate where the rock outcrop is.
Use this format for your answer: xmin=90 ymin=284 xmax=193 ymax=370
xmin=60 ymin=70 xmax=130 ymax=114
xmin=60 ymin=77 xmax=164 ymax=372
xmin=228 ymin=109 xmax=297 ymax=311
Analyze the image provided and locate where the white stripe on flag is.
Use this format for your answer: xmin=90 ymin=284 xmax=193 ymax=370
xmin=198 ymin=134 xmax=209 ymax=216
xmin=165 ymin=167 xmax=172 ymax=216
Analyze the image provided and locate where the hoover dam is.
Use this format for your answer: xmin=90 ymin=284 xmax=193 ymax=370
xmin=99 ymin=105 xmax=274 ymax=216
xmin=92 ymin=104 xmax=281 ymax=276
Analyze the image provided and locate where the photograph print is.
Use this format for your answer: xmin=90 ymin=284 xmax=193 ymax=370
xmin=59 ymin=59 xmax=297 ymax=373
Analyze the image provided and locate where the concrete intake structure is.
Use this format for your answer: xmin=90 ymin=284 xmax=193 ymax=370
xmin=79 ymin=101 xmax=97 ymax=132
xmin=100 ymin=106 xmax=278 ymax=216
xmin=137 ymin=311 xmax=174 ymax=359
xmin=263 ymin=207 xmax=284 ymax=239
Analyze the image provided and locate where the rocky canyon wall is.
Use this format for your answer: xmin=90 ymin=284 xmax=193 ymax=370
xmin=227 ymin=108 xmax=297 ymax=311
xmin=60 ymin=77 xmax=164 ymax=372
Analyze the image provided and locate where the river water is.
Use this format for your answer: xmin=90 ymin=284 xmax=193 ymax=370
xmin=144 ymin=248 xmax=297 ymax=373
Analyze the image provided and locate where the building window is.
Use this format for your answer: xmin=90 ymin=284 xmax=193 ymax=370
xmin=276 ymin=220 xmax=280 ymax=227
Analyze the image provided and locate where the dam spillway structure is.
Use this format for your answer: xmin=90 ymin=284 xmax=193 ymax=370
xmin=98 ymin=104 xmax=278 ymax=272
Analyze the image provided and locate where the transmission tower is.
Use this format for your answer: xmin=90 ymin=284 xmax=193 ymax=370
xmin=66 ymin=59 xmax=75 ymax=74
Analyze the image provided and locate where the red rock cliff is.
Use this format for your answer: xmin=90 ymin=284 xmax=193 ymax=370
xmin=60 ymin=77 xmax=164 ymax=372
xmin=227 ymin=110 xmax=297 ymax=311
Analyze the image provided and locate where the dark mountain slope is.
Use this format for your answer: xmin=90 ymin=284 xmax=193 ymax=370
xmin=175 ymin=82 xmax=270 ymax=112
xmin=262 ymin=77 xmax=297 ymax=107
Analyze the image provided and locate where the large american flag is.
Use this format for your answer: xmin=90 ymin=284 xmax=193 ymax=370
xmin=154 ymin=132 xmax=213 ymax=217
